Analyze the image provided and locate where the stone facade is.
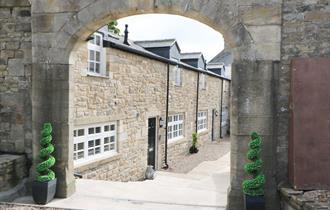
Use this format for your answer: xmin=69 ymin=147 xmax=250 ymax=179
xmin=71 ymin=40 xmax=229 ymax=181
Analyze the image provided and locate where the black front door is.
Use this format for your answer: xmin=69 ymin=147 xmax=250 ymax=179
xmin=148 ymin=118 xmax=156 ymax=168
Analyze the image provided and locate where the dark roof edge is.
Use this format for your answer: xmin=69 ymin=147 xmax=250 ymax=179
xmin=107 ymin=40 xmax=230 ymax=81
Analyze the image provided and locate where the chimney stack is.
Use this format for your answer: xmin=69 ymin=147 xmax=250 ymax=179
xmin=124 ymin=24 xmax=129 ymax=45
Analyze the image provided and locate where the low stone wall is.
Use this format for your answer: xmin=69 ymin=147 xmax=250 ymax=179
xmin=0 ymin=155 xmax=27 ymax=192
xmin=280 ymin=187 xmax=330 ymax=210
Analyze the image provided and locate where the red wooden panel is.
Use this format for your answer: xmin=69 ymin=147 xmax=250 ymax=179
xmin=289 ymin=58 xmax=330 ymax=190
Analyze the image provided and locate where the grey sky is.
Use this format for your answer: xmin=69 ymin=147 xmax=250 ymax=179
xmin=117 ymin=14 xmax=224 ymax=61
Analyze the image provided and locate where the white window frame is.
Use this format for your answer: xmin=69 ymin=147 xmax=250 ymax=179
xmin=87 ymin=32 xmax=106 ymax=76
xmin=200 ymin=73 xmax=206 ymax=90
xmin=167 ymin=114 xmax=184 ymax=141
xmin=174 ymin=66 xmax=182 ymax=86
xmin=73 ymin=122 xmax=117 ymax=165
xmin=197 ymin=111 xmax=208 ymax=132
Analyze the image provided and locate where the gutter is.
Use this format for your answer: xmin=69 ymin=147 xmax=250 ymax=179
xmin=163 ymin=64 xmax=170 ymax=169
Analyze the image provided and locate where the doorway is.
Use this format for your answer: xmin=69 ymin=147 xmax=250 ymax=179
xmin=147 ymin=117 xmax=157 ymax=169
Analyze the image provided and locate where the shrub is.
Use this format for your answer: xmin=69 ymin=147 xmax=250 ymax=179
xmin=242 ymin=131 xmax=265 ymax=196
xmin=36 ymin=123 xmax=56 ymax=182
xmin=189 ymin=132 xmax=199 ymax=154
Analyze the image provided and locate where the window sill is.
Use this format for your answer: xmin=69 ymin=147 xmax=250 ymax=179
xmin=86 ymin=72 xmax=109 ymax=79
xmin=197 ymin=129 xmax=208 ymax=135
xmin=168 ymin=136 xmax=185 ymax=145
xmin=74 ymin=152 xmax=120 ymax=172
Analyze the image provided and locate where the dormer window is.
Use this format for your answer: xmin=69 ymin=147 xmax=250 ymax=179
xmin=87 ymin=33 xmax=106 ymax=76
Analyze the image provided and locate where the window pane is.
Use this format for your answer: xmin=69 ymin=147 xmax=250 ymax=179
xmin=88 ymin=127 xmax=94 ymax=134
xmin=73 ymin=130 xmax=77 ymax=137
xmin=78 ymin=151 xmax=84 ymax=159
xmin=88 ymin=140 xmax=94 ymax=148
xmin=95 ymin=147 xmax=101 ymax=154
xmin=78 ymin=129 xmax=84 ymax=136
xmin=95 ymin=127 xmax=101 ymax=133
xmin=110 ymin=125 xmax=115 ymax=131
xmin=95 ymin=139 xmax=100 ymax=146
xmin=104 ymin=145 xmax=110 ymax=151
xmin=110 ymin=136 xmax=115 ymax=142
xmin=95 ymin=51 xmax=100 ymax=62
xmin=89 ymin=62 xmax=94 ymax=72
xmin=104 ymin=137 xmax=109 ymax=144
xmin=104 ymin=125 xmax=109 ymax=132
xmin=74 ymin=144 xmax=77 ymax=151
xmin=95 ymin=63 xmax=100 ymax=73
xmin=88 ymin=149 xmax=94 ymax=156
xmin=95 ymin=35 xmax=101 ymax=46
xmin=110 ymin=144 xmax=115 ymax=150
xmin=74 ymin=153 xmax=77 ymax=160
xmin=89 ymin=50 xmax=95 ymax=60
xmin=78 ymin=142 xmax=84 ymax=150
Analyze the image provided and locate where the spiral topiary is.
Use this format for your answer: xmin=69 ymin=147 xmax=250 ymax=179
xmin=242 ymin=131 xmax=265 ymax=196
xmin=36 ymin=123 xmax=56 ymax=182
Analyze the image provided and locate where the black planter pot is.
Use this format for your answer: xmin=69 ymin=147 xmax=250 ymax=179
xmin=244 ymin=194 xmax=265 ymax=210
xmin=189 ymin=146 xmax=199 ymax=154
xmin=32 ymin=178 xmax=57 ymax=205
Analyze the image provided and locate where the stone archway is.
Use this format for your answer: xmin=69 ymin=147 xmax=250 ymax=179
xmin=31 ymin=1 xmax=281 ymax=209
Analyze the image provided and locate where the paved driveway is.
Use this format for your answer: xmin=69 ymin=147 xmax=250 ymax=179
xmin=45 ymin=152 xmax=230 ymax=210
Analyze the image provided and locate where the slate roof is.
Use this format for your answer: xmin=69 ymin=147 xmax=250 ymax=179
xmin=180 ymin=52 xmax=203 ymax=60
xmin=208 ymin=49 xmax=233 ymax=66
xmin=134 ymin=39 xmax=181 ymax=52
xmin=101 ymin=34 xmax=229 ymax=80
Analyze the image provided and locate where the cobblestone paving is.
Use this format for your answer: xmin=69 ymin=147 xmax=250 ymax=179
xmin=166 ymin=136 xmax=231 ymax=174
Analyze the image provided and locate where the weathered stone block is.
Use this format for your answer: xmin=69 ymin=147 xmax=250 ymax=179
xmin=239 ymin=4 xmax=282 ymax=25
xmin=7 ymin=59 xmax=24 ymax=76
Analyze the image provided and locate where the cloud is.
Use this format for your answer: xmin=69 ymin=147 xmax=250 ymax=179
xmin=117 ymin=14 xmax=224 ymax=60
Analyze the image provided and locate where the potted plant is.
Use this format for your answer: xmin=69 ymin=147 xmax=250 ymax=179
xmin=189 ymin=132 xmax=199 ymax=154
xmin=32 ymin=123 xmax=57 ymax=205
xmin=242 ymin=131 xmax=265 ymax=210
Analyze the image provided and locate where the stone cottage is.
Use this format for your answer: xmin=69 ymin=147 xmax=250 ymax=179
xmin=70 ymin=26 xmax=231 ymax=181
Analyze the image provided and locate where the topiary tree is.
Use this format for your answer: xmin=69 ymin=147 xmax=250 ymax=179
xmin=242 ymin=131 xmax=265 ymax=196
xmin=36 ymin=123 xmax=56 ymax=182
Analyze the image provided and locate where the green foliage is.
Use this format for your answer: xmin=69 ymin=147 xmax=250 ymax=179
xmin=36 ymin=123 xmax=56 ymax=182
xmin=242 ymin=131 xmax=265 ymax=196
xmin=108 ymin=20 xmax=120 ymax=35
xmin=189 ymin=132 xmax=199 ymax=154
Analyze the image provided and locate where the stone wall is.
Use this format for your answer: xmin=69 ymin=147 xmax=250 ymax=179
xmin=0 ymin=0 xmax=31 ymax=197
xmin=0 ymin=1 xmax=32 ymax=157
xmin=72 ymin=42 xmax=228 ymax=181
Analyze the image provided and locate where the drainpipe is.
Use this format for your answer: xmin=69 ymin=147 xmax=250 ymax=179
xmin=195 ymin=73 xmax=200 ymax=133
xmin=163 ymin=64 xmax=170 ymax=169
xmin=220 ymin=79 xmax=224 ymax=139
